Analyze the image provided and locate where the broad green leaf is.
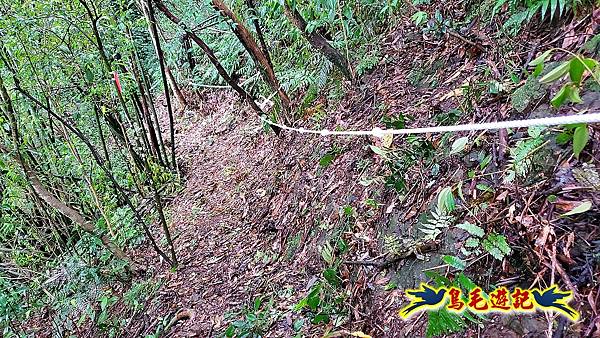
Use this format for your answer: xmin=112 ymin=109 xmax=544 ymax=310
xmin=319 ymin=153 xmax=335 ymax=167
xmin=449 ymin=137 xmax=468 ymax=155
xmin=442 ymin=255 xmax=466 ymax=270
xmin=307 ymin=294 xmax=320 ymax=311
xmin=411 ymin=11 xmax=428 ymax=26
xmin=293 ymin=298 xmax=308 ymax=312
xmin=569 ymin=86 xmax=583 ymax=104
xmin=550 ymin=84 xmax=570 ymax=108
xmin=582 ymin=58 xmax=599 ymax=71
xmin=533 ymin=63 xmax=544 ymax=77
xmin=320 ymin=244 xmax=334 ymax=264
xmin=323 ymin=268 xmax=340 ymax=287
xmin=369 ymin=145 xmax=388 ymax=159
xmin=529 ymin=50 xmax=552 ymax=66
xmin=437 ymin=187 xmax=455 ymax=213
xmin=573 ymin=125 xmax=589 ymax=158
xmin=312 ymin=313 xmax=330 ymax=324
xmin=253 ymin=297 xmax=262 ymax=311
xmin=555 ymin=131 xmax=572 ymax=145
xmin=569 ymin=58 xmax=585 ymax=84
xmin=561 ymin=200 xmax=592 ymax=216
xmin=540 ymin=61 xmax=570 ymax=83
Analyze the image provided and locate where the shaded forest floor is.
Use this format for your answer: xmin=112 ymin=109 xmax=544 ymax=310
xmin=99 ymin=8 xmax=598 ymax=338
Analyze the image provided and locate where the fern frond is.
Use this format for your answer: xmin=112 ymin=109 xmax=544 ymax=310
xmin=420 ymin=207 xmax=454 ymax=240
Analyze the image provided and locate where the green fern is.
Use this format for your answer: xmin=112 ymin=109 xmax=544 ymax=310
xmin=383 ymin=235 xmax=403 ymax=256
xmin=456 ymin=222 xmax=484 ymax=238
xmin=505 ymin=134 xmax=545 ymax=182
xmin=420 ymin=208 xmax=454 ymax=241
xmin=482 ymin=233 xmax=511 ymax=260
xmin=426 ymin=307 xmax=467 ymax=338
xmin=497 ymin=0 xmax=573 ymax=35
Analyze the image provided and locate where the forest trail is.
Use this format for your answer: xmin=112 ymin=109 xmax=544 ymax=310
xmin=4 ymin=1 xmax=599 ymax=337
xmin=140 ymin=23 xmax=544 ymax=336
xmin=146 ymin=88 xmax=387 ymax=336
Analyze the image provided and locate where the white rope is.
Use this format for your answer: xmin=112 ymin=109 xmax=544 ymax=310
xmin=260 ymin=112 xmax=600 ymax=137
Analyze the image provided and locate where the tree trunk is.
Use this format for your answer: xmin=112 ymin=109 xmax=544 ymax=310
xmin=245 ymin=0 xmax=273 ymax=69
xmin=183 ymin=33 xmax=196 ymax=71
xmin=154 ymin=0 xmax=280 ymax=134
xmin=8 ymin=75 xmax=174 ymax=267
xmin=166 ymin=66 xmax=187 ymax=110
xmin=0 ymin=77 xmax=136 ymax=269
xmin=143 ymin=0 xmax=177 ymax=170
xmin=282 ymin=2 xmax=352 ymax=81
xmin=210 ymin=0 xmax=291 ymax=115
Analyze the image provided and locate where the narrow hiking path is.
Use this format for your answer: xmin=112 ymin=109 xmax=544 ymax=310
xmin=122 ymin=17 xmax=600 ymax=338
xmin=5 ymin=2 xmax=600 ymax=337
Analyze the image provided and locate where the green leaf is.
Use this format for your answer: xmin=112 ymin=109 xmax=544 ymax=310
xmin=482 ymin=233 xmax=511 ymax=260
xmin=293 ymin=318 xmax=304 ymax=332
xmin=456 ymin=272 xmax=477 ymax=292
xmin=533 ymin=63 xmax=544 ymax=77
xmin=323 ymin=268 xmax=341 ymax=287
xmin=411 ymin=11 xmax=428 ymax=26
xmin=426 ymin=307 xmax=466 ymax=337
xmin=424 ymin=271 xmax=451 ymax=286
xmin=449 ymin=137 xmax=469 ymax=155
xmin=569 ymin=58 xmax=585 ymax=84
xmin=528 ymin=125 xmax=545 ymax=138
xmin=253 ymin=297 xmax=262 ymax=311
xmin=312 ymin=313 xmax=330 ymax=324
xmin=293 ymin=298 xmax=308 ymax=312
xmin=456 ymin=222 xmax=485 ymax=238
xmin=529 ymin=50 xmax=552 ymax=66
xmin=479 ymin=154 xmax=492 ymax=170
xmin=561 ymin=200 xmax=592 ymax=216
xmin=550 ymin=0 xmax=558 ymax=20
xmin=384 ymin=282 xmax=398 ymax=291
xmin=320 ymin=244 xmax=334 ymax=265
xmin=465 ymin=237 xmax=480 ymax=248
xmin=307 ymin=294 xmax=320 ymax=311
xmin=582 ymin=58 xmax=599 ymax=71
xmin=487 ymin=247 xmax=503 ymax=260
xmin=569 ymin=87 xmax=583 ymax=104
xmin=442 ymin=255 xmax=466 ymax=270
xmin=573 ymin=125 xmax=589 ymax=158
xmin=437 ymin=187 xmax=455 ymax=213
xmin=555 ymin=131 xmax=572 ymax=145
xmin=225 ymin=325 xmax=235 ymax=338
xmin=476 ymin=183 xmax=494 ymax=193
xmin=550 ymin=84 xmax=570 ymax=108
xmin=540 ymin=61 xmax=570 ymax=83
xmin=319 ymin=153 xmax=335 ymax=167
xmin=369 ymin=145 xmax=388 ymax=159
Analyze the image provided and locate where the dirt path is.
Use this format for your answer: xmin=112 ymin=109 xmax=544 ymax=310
xmin=144 ymin=87 xmax=388 ymax=336
xmin=130 ymin=17 xmax=600 ymax=337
